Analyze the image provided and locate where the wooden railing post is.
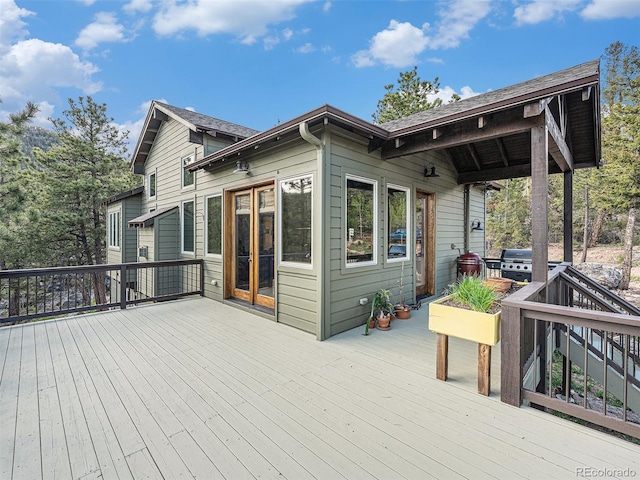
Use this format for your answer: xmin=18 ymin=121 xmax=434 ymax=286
xmin=120 ymin=264 xmax=127 ymax=310
xmin=501 ymin=304 xmax=523 ymax=406
xmin=200 ymin=260 xmax=205 ymax=296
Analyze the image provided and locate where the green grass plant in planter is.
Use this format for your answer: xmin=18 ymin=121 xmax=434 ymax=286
xmin=448 ymin=275 xmax=499 ymax=313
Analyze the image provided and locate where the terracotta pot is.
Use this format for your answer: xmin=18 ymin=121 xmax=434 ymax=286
xmin=395 ymin=306 xmax=411 ymax=319
xmin=377 ymin=314 xmax=391 ymax=330
xmin=369 ymin=318 xmax=376 ymax=329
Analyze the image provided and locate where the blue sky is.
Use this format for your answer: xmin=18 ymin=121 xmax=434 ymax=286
xmin=1 ymin=0 xmax=638 ymax=152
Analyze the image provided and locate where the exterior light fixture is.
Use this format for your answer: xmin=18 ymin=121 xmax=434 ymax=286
xmin=233 ymin=159 xmax=250 ymax=174
xmin=470 ymin=219 xmax=483 ymax=231
xmin=424 ymin=164 xmax=440 ymax=178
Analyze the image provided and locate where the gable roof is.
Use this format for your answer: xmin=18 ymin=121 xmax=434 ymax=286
xmin=100 ymin=186 xmax=144 ymax=207
xmin=130 ymin=101 xmax=259 ymax=173
xmin=380 ymin=59 xmax=600 ymax=135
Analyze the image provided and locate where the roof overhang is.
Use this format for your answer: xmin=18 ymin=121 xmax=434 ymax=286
xmin=128 ymin=206 xmax=177 ymax=228
xmin=100 ymin=186 xmax=144 ymax=207
xmin=188 ymin=105 xmax=389 ymax=171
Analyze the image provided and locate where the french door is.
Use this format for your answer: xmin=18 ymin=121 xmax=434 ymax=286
xmin=415 ymin=191 xmax=436 ymax=297
xmin=228 ymin=184 xmax=275 ymax=309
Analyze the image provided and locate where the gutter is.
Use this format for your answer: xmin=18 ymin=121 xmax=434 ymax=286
xmin=298 ymin=122 xmax=327 ymax=341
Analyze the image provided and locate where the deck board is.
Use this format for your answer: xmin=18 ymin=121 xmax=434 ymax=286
xmin=1 ymin=297 xmax=639 ymax=480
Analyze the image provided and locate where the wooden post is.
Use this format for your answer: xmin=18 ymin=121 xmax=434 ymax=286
xmin=501 ymin=304 xmax=523 ymax=406
xmin=531 ymin=124 xmax=549 ymax=284
xmin=478 ymin=344 xmax=491 ymax=396
xmin=436 ymin=334 xmax=449 ymax=381
xmin=564 ymin=170 xmax=574 ymax=264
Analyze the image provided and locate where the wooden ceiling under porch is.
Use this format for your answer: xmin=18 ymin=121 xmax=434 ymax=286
xmin=1 ymin=297 xmax=637 ymax=480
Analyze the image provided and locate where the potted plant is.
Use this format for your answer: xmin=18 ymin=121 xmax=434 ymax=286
xmin=364 ymin=288 xmax=395 ymax=334
xmin=394 ymin=261 xmax=412 ymax=319
xmin=428 ymin=275 xmax=501 ymax=345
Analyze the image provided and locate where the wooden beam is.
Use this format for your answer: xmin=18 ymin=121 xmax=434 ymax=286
xmin=367 ymin=138 xmax=384 ymax=153
xmin=382 ymin=110 xmax=544 ymax=160
xmin=436 ymin=334 xmax=448 ymax=381
xmin=478 ymin=116 xmax=487 ymax=129
xmin=152 ymin=109 xmax=168 ymax=121
xmin=501 ymin=304 xmax=523 ymax=406
xmin=432 ymin=128 xmax=442 ymax=139
xmin=478 ymin=344 xmax=491 ymax=396
xmin=582 ymin=86 xmax=592 ymax=101
xmin=545 ymin=106 xmax=573 ymax=172
xmin=495 ymin=138 xmax=509 ymax=166
xmin=523 ymin=97 xmax=552 ymax=118
xmin=466 ymin=143 xmax=482 ymax=170
xmin=395 ymin=138 xmax=406 ymax=148
xmin=531 ymin=124 xmax=549 ymax=284
xmin=189 ymin=130 xmax=203 ymax=145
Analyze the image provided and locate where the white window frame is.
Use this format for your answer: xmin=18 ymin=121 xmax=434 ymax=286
xmin=181 ymin=199 xmax=195 ymax=254
xmin=108 ymin=210 xmax=121 ymax=250
xmin=148 ymin=170 xmax=157 ymax=199
xmin=386 ymin=183 xmax=411 ymax=263
xmin=205 ymin=194 xmax=222 ymax=257
xmin=278 ymin=174 xmax=313 ymax=269
xmin=345 ymin=174 xmax=377 ymax=268
xmin=182 ymin=153 xmax=195 ymax=190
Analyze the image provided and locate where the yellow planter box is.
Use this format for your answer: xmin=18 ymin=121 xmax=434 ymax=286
xmin=428 ymin=295 xmax=501 ymax=346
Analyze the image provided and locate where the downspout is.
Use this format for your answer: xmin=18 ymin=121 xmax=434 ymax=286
xmin=299 ymin=122 xmax=326 ymax=341
xmin=463 ymin=184 xmax=470 ymax=253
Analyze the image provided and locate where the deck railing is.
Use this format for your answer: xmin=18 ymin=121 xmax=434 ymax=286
xmin=0 ymin=259 xmax=204 ymax=325
xmin=501 ymin=264 xmax=640 ymax=439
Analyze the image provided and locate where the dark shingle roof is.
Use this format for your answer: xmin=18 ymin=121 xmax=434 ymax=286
xmin=380 ymin=59 xmax=600 ymax=134
xmin=155 ymin=102 xmax=259 ymax=139
xmin=128 ymin=206 xmax=178 ymax=228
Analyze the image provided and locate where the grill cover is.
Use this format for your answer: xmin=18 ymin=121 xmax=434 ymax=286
xmin=501 ymin=249 xmax=532 ymax=262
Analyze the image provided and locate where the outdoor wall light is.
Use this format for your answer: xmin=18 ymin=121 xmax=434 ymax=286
xmin=424 ymin=164 xmax=440 ymax=178
xmin=233 ymin=159 xmax=250 ymax=174
xmin=471 ymin=219 xmax=484 ymax=231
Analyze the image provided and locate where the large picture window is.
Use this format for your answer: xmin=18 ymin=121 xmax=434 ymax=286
xmin=182 ymin=200 xmax=194 ymax=254
xmin=280 ymin=175 xmax=312 ymax=265
xmin=387 ymin=185 xmax=410 ymax=261
xmin=346 ymin=175 xmax=377 ymax=266
xmin=182 ymin=154 xmax=195 ymax=189
xmin=206 ymin=195 xmax=222 ymax=256
xmin=108 ymin=211 xmax=120 ymax=248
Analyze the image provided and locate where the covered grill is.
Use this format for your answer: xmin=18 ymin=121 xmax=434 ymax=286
xmin=500 ymin=249 xmax=532 ymax=282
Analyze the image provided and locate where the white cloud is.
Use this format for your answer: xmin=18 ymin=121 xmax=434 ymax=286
xmin=0 ymin=39 xmax=101 ymax=113
xmin=0 ymin=0 xmax=33 ymax=47
xmin=77 ymin=0 xmax=95 ymax=5
xmin=431 ymin=0 xmax=492 ymax=48
xmin=352 ymin=20 xmax=429 ymax=68
xmin=263 ymin=27 xmax=296 ymax=50
xmin=323 ymin=1 xmax=332 ymax=13
xmin=295 ymin=42 xmax=315 ymax=54
xmin=123 ymin=0 xmax=153 ymax=14
xmin=352 ymin=1 xmax=491 ymax=68
xmin=152 ymin=0 xmax=312 ymax=44
xmin=514 ymin=0 xmax=583 ymax=25
xmin=581 ymin=0 xmax=640 ymax=19
xmin=75 ymin=12 xmax=127 ymax=50
xmin=32 ymin=101 xmax=55 ymax=127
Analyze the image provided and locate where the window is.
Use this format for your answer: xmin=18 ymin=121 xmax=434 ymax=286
xmin=148 ymin=172 xmax=156 ymax=198
xmin=182 ymin=154 xmax=195 ymax=189
xmin=346 ymin=175 xmax=377 ymax=266
xmin=387 ymin=185 xmax=410 ymax=261
xmin=182 ymin=200 xmax=195 ymax=253
xmin=108 ymin=211 xmax=120 ymax=248
xmin=280 ymin=175 xmax=312 ymax=265
xmin=205 ymin=195 xmax=222 ymax=256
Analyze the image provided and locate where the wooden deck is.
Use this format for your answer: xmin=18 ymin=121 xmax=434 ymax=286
xmin=1 ymin=298 xmax=638 ymax=479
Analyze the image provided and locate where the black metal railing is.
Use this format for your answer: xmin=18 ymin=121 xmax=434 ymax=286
xmin=0 ymin=259 xmax=204 ymax=325
xmin=501 ymin=264 xmax=640 ymax=439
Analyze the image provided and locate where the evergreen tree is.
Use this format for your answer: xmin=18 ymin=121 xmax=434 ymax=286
xmin=372 ymin=66 xmax=459 ymax=124
xmin=33 ymin=96 xmax=140 ymax=300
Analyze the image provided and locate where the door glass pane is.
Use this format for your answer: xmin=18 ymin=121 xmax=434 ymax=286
xmin=235 ymin=194 xmax=251 ymax=291
xmin=258 ymin=188 xmax=274 ymax=298
xmin=387 ymin=187 xmax=409 ymax=260
xmin=415 ymin=197 xmax=426 ymax=290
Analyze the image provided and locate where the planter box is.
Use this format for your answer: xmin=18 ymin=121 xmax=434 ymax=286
xmin=428 ymin=295 xmax=500 ymax=346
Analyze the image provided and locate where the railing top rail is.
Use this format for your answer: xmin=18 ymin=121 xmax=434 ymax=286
xmin=516 ymin=299 xmax=640 ymax=329
xmin=0 ymin=259 xmax=204 ymax=278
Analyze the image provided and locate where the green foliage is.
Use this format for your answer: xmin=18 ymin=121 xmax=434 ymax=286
xmin=372 ymin=66 xmax=459 ymax=124
xmin=365 ymin=288 xmax=394 ymax=335
xmin=20 ymin=126 xmax=59 ymax=161
xmin=31 ymin=97 xmax=140 ymax=269
xmin=486 ymin=178 xmax=532 ymax=253
xmin=448 ymin=276 xmax=498 ymax=313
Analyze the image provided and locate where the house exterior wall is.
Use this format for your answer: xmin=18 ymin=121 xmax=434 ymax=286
xmin=107 ymin=196 xmax=141 ymax=300
xmin=324 ymin=127 xmax=483 ymax=337
xmin=112 ymin=110 xmax=486 ymax=340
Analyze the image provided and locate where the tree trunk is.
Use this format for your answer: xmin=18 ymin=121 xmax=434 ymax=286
xmin=580 ymin=188 xmax=589 ymax=263
xmin=619 ymin=199 xmax=636 ymax=290
xmin=589 ymin=208 xmax=607 ymax=247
